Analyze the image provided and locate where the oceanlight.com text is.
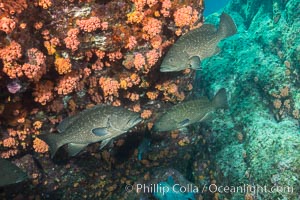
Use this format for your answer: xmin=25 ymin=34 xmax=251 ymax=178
xmin=124 ymin=183 xmax=294 ymax=196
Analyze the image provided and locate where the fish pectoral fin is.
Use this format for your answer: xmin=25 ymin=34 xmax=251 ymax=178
xmin=199 ymin=112 xmax=213 ymax=122
xmin=99 ymin=138 xmax=111 ymax=150
xmin=67 ymin=143 xmax=88 ymax=157
xmin=189 ymin=56 xmax=201 ymax=70
xmin=178 ymin=118 xmax=190 ymax=127
xmin=92 ymin=127 xmax=109 ymax=136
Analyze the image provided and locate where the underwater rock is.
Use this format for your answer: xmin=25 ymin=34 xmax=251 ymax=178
xmin=196 ymin=0 xmax=300 ymax=199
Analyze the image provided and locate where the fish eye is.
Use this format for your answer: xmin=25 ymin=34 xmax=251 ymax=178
xmin=169 ymin=58 xmax=174 ymax=62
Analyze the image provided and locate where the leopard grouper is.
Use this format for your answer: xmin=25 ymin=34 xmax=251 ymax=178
xmin=38 ymin=105 xmax=142 ymax=158
xmin=153 ymin=88 xmax=228 ymax=132
xmin=160 ymin=13 xmax=237 ymax=72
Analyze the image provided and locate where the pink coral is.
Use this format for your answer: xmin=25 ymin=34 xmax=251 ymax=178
xmin=33 ymin=81 xmax=54 ymax=105
xmin=142 ymin=17 xmax=162 ymax=40
xmin=92 ymin=58 xmax=104 ymax=71
xmin=125 ymin=36 xmax=137 ymax=50
xmin=107 ymin=50 xmax=123 ymax=62
xmin=146 ymin=0 xmax=158 ymax=7
xmin=3 ymin=62 xmax=23 ymax=79
xmin=2 ymin=137 xmax=17 ymax=148
xmin=64 ymin=28 xmax=80 ymax=52
xmin=131 ymin=0 xmax=146 ymax=11
xmin=55 ymin=73 xmax=79 ymax=95
xmin=146 ymin=49 xmax=160 ymax=67
xmin=0 ymin=41 xmax=22 ymax=63
xmin=125 ymin=92 xmax=140 ymax=101
xmin=132 ymin=103 xmax=141 ymax=112
xmin=54 ymin=57 xmax=72 ymax=75
xmin=33 ymin=138 xmax=49 ymax=153
xmin=36 ymin=0 xmax=52 ymax=9
xmin=76 ymin=17 xmax=102 ymax=32
xmin=83 ymin=67 xmax=91 ymax=77
xmin=22 ymin=48 xmax=46 ymax=82
xmin=101 ymin=22 xmax=108 ymax=30
xmin=23 ymin=48 xmax=45 ymax=67
xmin=99 ymin=77 xmax=120 ymax=97
xmin=161 ymin=0 xmax=172 ymax=17
xmin=134 ymin=53 xmax=145 ymax=71
xmin=94 ymin=50 xmax=105 ymax=59
xmin=0 ymin=17 xmax=16 ymax=34
xmin=0 ymin=149 xmax=18 ymax=158
xmin=173 ymin=6 xmax=199 ymax=28
xmin=150 ymin=35 xmax=162 ymax=49
xmin=0 ymin=0 xmax=27 ymax=16
xmin=127 ymin=11 xmax=145 ymax=24
xmin=141 ymin=109 xmax=152 ymax=119
xmin=0 ymin=41 xmax=23 ymax=79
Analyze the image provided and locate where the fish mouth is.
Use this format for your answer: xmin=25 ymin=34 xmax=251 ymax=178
xmin=160 ymin=65 xmax=176 ymax=72
xmin=160 ymin=68 xmax=173 ymax=72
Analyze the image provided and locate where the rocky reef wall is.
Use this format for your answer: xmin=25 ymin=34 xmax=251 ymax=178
xmin=198 ymin=0 xmax=300 ymax=199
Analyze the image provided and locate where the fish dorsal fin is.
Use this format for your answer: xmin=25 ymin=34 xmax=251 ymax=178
xmin=197 ymin=96 xmax=210 ymax=103
xmin=178 ymin=24 xmax=216 ymax=42
xmin=184 ymin=24 xmax=217 ymax=40
xmin=198 ymin=24 xmax=217 ymax=35
xmin=188 ymin=56 xmax=201 ymax=70
xmin=178 ymin=118 xmax=190 ymax=127
xmin=57 ymin=105 xmax=103 ymax=132
xmin=92 ymin=127 xmax=109 ymax=136
xmin=57 ymin=114 xmax=81 ymax=132
xmin=67 ymin=143 xmax=88 ymax=157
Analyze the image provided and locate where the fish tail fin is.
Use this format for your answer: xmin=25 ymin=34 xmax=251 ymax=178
xmin=212 ymin=88 xmax=228 ymax=109
xmin=37 ymin=134 xmax=61 ymax=159
xmin=218 ymin=13 xmax=237 ymax=38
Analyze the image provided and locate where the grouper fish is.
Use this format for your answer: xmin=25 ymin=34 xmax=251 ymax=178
xmin=160 ymin=13 xmax=237 ymax=72
xmin=153 ymin=88 xmax=228 ymax=132
xmin=38 ymin=105 xmax=142 ymax=158
xmin=0 ymin=158 xmax=28 ymax=187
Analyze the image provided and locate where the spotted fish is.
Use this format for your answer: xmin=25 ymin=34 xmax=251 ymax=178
xmin=153 ymin=88 xmax=228 ymax=132
xmin=0 ymin=158 xmax=28 ymax=187
xmin=38 ymin=105 xmax=142 ymax=158
xmin=160 ymin=13 xmax=237 ymax=72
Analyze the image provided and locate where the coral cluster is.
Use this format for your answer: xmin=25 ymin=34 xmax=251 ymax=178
xmin=0 ymin=0 xmax=203 ymax=157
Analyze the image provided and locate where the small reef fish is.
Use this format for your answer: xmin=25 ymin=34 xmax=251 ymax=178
xmin=38 ymin=105 xmax=142 ymax=158
xmin=0 ymin=158 xmax=28 ymax=187
xmin=160 ymin=13 xmax=237 ymax=72
xmin=153 ymin=88 xmax=228 ymax=132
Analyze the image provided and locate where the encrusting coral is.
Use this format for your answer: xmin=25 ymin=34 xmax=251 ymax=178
xmin=0 ymin=0 xmax=203 ymax=157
